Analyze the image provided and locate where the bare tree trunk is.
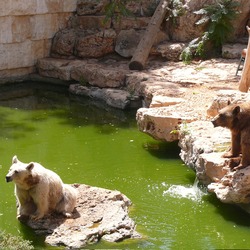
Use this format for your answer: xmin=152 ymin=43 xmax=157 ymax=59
xmin=239 ymin=26 xmax=250 ymax=92
xmin=129 ymin=0 xmax=169 ymax=71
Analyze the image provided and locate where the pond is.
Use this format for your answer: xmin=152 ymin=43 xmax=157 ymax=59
xmin=0 ymin=82 xmax=250 ymax=250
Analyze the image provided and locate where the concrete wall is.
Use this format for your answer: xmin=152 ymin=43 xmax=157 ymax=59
xmin=0 ymin=0 xmax=77 ymax=82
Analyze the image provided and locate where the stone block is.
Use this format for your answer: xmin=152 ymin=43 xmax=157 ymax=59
xmin=0 ymin=45 xmax=9 ymax=70
xmin=0 ymin=40 xmax=47 ymax=70
xmin=71 ymin=61 xmax=127 ymax=88
xmin=8 ymin=0 xmax=36 ymax=16
xmin=63 ymin=0 xmax=77 ymax=12
xmin=38 ymin=58 xmax=84 ymax=81
xmin=0 ymin=17 xmax=12 ymax=43
xmin=0 ymin=67 xmax=34 ymax=83
xmin=5 ymin=41 xmax=34 ymax=69
xmin=0 ymin=2 xmax=11 ymax=17
xmin=30 ymin=14 xmax=59 ymax=40
xmin=12 ymin=16 xmax=32 ymax=42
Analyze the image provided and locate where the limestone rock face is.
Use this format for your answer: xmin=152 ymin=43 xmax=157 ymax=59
xmin=136 ymin=107 xmax=194 ymax=142
xmin=178 ymin=120 xmax=231 ymax=184
xmin=25 ymin=184 xmax=140 ymax=249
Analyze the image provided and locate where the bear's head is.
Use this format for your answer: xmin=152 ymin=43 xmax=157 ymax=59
xmin=6 ymin=156 xmax=36 ymax=187
xmin=211 ymin=105 xmax=241 ymax=129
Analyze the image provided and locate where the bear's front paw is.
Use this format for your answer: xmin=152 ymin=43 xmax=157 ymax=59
xmin=17 ymin=214 xmax=29 ymax=222
xmin=30 ymin=213 xmax=44 ymax=221
xmin=226 ymin=157 xmax=241 ymax=169
xmin=233 ymin=164 xmax=246 ymax=171
xmin=222 ymin=152 xmax=237 ymax=158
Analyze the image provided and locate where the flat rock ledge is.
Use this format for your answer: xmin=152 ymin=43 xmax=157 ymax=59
xmin=69 ymin=84 xmax=141 ymax=110
xmin=24 ymin=184 xmax=140 ymax=249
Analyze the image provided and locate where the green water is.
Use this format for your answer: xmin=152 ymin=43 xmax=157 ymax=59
xmin=0 ymin=83 xmax=250 ymax=249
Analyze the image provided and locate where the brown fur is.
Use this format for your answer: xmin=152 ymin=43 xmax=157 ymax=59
xmin=211 ymin=102 xmax=250 ymax=170
xmin=23 ymin=174 xmax=40 ymax=187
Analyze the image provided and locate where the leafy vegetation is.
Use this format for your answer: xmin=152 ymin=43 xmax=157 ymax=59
xmin=0 ymin=231 xmax=34 ymax=250
xmin=104 ymin=0 xmax=186 ymax=25
xmin=181 ymin=0 xmax=239 ymax=63
xmin=103 ymin=0 xmax=133 ymax=24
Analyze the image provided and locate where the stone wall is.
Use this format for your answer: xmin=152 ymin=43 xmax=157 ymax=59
xmin=0 ymin=0 xmax=76 ymax=83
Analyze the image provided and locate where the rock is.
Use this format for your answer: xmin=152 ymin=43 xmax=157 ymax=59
xmin=207 ymin=90 xmax=250 ymax=117
xmin=70 ymin=15 xmax=111 ymax=30
xmin=222 ymin=43 xmax=246 ymax=59
xmin=178 ymin=120 xmax=231 ymax=184
xmin=149 ymin=95 xmax=184 ymax=108
xmin=208 ymin=167 xmax=250 ymax=204
xmin=25 ymin=184 xmax=140 ymax=249
xmin=76 ymin=0 xmax=108 ymax=15
xmin=112 ymin=17 xmax=149 ymax=31
xmin=37 ymin=58 xmax=84 ymax=81
xmin=154 ymin=42 xmax=186 ymax=61
xmin=51 ymin=29 xmax=76 ymax=58
xmin=75 ymin=29 xmax=116 ymax=58
xmin=71 ymin=60 xmax=128 ymax=88
xmin=115 ymin=29 xmax=141 ymax=58
xmin=51 ymin=29 xmax=116 ymax=59
xmin=69 ymin=84 xmax=138 ymax=109
xmin=136 ymin=106 xmax=194 ymax=142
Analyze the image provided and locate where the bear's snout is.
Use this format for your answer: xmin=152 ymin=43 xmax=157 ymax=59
xmin=6 ymin=176 xmax=12 ymax=182
xmin=211 ymin=119 xmax=219 ymax=127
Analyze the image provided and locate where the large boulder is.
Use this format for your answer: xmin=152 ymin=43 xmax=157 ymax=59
xmin=51 ymin=29 xmax=116 ymax=59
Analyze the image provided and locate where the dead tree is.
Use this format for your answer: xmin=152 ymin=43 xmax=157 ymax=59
xmin=129 ymin=0 xmax=169 ymax=70
xmin=239 ymin=26 xmax=250 ymax=92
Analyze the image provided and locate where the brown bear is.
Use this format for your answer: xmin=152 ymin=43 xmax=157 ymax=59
xmin=211 ymin=102 xmax=250 ymax=170
xmin=6 ymin=156 xmax=78 ymax=221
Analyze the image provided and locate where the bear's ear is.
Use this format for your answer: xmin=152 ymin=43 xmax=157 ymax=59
xmin=232 ymin=106 xmax=241 ymax=116
xmin=26 ymin=163 xmax=34 ymax=171
xmin=12 ymin=155 xmax=18 ymax=164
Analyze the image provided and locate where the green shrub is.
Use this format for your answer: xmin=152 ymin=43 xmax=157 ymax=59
xmin=181 ymin=0 xmax=239 ymax=62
